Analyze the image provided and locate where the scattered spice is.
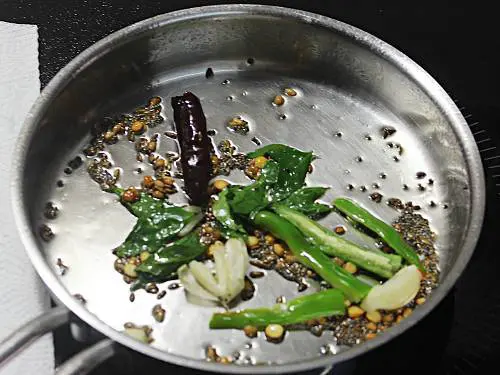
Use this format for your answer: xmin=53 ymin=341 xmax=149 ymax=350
xmin=164 ymin=130 xmax=177 ymax=139
xmin=121 ymin=187 xmax=140 ymax=203
xmin=381 ymin=126 xmax=396 ymax=139
xmin=44 ymin=202 xmax=59 ymax=219
xmin=148 ymin=96 xmax=161 ymax=107
xmin=87 ymin=156 xmax=115 ymax=190
xmin=130 ymin=120 xmax=145 ymax=134
xmin=168 ymin=283 xmax=180 ymax=290
xmin=56 ymin=258 xmax=69 ymax=276
xmin=227 ymin=117 xmax=249 ymax=135
xmin=334 ymin=226 xmax=346 ymax=235
xmin=249 ymin=271 xmax=265 ymax=279
xmin=152 ymin=304 xmax=166 ymax=322
xmin=211 ymin=140 xmax=247 ymax=177
xmin=68 ymin=156 xmax=83 ymax=170
xmin=387 ymin=198 xmax=404 ymax=210
xmin=272 ymin=243 xmax=285 ymax=256
xmin=273 ymin=95 xmax=285 ymax=106
xmin=251 ymin=137 xmax=262 ymax=146
xmin=205 ymin=68 xmax=214 ymax=79
xmin=213 ymin=179 xmax=229 ymax=191
xmin=206 ymin=345 xmax=220 ymax=362
xmin=348 ymin=306 xmax=365 ymax=319
xmin=369 ymin=192 xmax=383 ymax=203
xmin=265 ymin=324 xmax=285 ymax=343
xmin=246 ymin=236 xmax=260 ymax=249
xmin=243 ymin=325 xmax=258 ymax=338
xmin=240 ymin=277 xmax=256 ymax=301
xmin=395 ymin=143 xmax=404 ymax=155
xmin=39 ymin=224 xmax=54 ymax=242
xmin=145 ymin=283 xmax=159 ymax=294
xmin=249 ymin=235 xmax=310 ymax=291
xmin=129 ymin=293 xmax=135 ymax=302
xmin=123 ymin=323 xmax=154 ymax=344
xmin=366 ymin=310 xmax=382 ymax=323
xmin=416 ymin=172 xmax=427 ymax=179
xmin=74 ymin=294 xmax=87 ymax=304
xmin=343 ymin=262 xmax=357 ymax=274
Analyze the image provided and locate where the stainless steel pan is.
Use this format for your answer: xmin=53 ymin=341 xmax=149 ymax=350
xmin=0 ymin=4 xmax=485 ymax=374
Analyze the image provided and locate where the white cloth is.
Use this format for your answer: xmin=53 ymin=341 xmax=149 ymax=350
xmin=0 ymin=21 xmax=54 ymax=375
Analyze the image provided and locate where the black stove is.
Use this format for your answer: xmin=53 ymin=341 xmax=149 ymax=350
xmin=2 ymin=1 xmax=499 ymax=374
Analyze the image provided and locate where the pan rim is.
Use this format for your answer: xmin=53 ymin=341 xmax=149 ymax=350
xmin=10 ymin=4 xmax=485 ymax=374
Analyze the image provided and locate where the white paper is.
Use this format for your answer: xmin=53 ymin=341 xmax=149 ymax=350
xmin=0 ymin=21 xmax=54 ymax=375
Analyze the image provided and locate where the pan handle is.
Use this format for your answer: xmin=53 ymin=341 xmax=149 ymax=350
xmin=55 ymin=339 xmax=117 ymax=375
xmin=0 ymin=305 xmax=71 ymax=364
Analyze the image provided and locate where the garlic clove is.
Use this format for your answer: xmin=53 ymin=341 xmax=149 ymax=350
xmin=124 ymin=328 xmax=149 ymax=343
xmin=178 ymin=264 xmax=218 ymax=301
xmin=226 ymin=238 xmax=248 ymax=280
xmin=213 ymin=245 xmax=230 ymax=297
xmin=189 ymin=260 xmax=224 ymax=297
xmin=361 ymin=265 xmax=421 ymax=313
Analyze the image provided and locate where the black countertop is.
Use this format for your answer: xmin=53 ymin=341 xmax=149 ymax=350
xmin=1 ymin=1 xmax=499 ymax=374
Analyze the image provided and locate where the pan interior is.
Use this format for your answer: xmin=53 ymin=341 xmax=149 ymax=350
xmin=21 ymin=10 xmax=472 ymax=368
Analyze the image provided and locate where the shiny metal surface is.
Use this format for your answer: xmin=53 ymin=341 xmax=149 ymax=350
xmin=55 ymin=339 xmax=117 ymax=375
xmin=0 ymin=305 xmax=70 ymax=364
xmin=11 ymin=4 xmax=485 ymax=374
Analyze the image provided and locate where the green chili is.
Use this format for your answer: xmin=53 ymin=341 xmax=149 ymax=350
xmin=253 ymin=211 xmax=371 ymax=302
xmin=273 ymin=204 xmax=402 ymax=278
xmin=209 ymin=289 xmax=345 ymax=329
xmin=333 ymin=198 xmax=425 ymax=272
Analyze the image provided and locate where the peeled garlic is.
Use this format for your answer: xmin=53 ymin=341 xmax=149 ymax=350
xmin=124 ymin=328 xmax=149 ymax=343
xmin=178 ymin=238 xmax=249 ymax=307
xmin=360 ymin=265 xmax=421 ymax=313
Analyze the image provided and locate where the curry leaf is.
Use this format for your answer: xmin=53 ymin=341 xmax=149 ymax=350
xmin=229 ymin=160 xmax=279 ymax=216
xmin=111 ymin=188 xmax=198 ymax=257
xmin=279 ymin=187 xmax=332 ymax=219
xmin=212 ymin=189 xmax=246 ymax=233
xmin=131 ymin=231 xmax=206 ymax=290
xmin=135 ymin=231 xmax=206 ymax=278
xmin=247 ymin=144 xmax=313 ymax=201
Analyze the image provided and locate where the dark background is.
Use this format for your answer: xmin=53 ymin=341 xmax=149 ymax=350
xmin=1 ymin=1 xmax=499 ymax=374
